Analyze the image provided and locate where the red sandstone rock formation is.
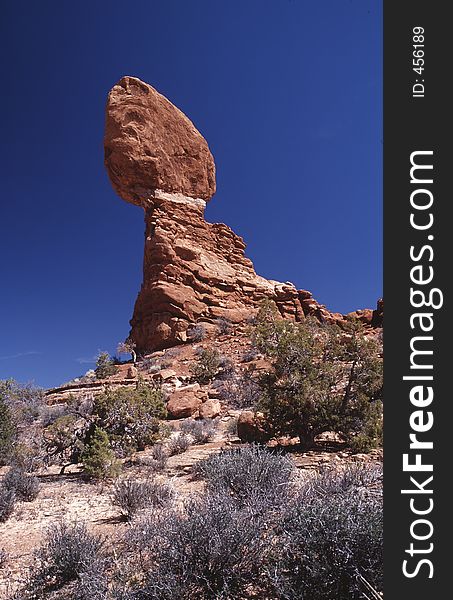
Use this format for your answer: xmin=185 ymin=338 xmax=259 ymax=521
xmin=104 ymin=76 xmax=215 ymax=204
xmin=104 ymin=76 xmax=381 ymax=353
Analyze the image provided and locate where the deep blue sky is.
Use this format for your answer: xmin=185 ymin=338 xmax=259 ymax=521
xmin=0 ymin=0 xmax=382 ymax=389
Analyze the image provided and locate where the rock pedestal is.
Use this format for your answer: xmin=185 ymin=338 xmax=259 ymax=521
xmin=104 ymin=76 xmax=381 ymax=353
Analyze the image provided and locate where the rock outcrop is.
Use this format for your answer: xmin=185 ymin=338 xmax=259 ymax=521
xmin=104 ymin=76 xmax=381 ymax=353
xmin=237 ymin=411 xmax=271 ymax=443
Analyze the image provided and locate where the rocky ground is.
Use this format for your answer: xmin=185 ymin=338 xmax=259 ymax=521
xmin=0 ymin=404 xmax=381 ymax=598
xmin=1 ymin=323 xmax=382 ymax=597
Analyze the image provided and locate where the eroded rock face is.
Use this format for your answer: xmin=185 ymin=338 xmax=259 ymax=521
xmin=104 ymin=76 xmax=216 ymax=205
xmin=104 ymin=76 xmax=381 ymax=353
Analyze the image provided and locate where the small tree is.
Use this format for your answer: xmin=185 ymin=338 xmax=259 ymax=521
xmin=190 ymin=349 xmax=222 ymax=384
xmin=94 ymin=352 xmax=117 ymax=380
xmin=43 ymin=414 xmax=86 ymax=471
xmin=255 ymin=311 xmax=383 ymax=450
xmin=81 ymin=427 xmax=120 ymax=479
xmin=92 ymin=383 xmax=167 ymax=453
xmin=117 ymin=338 xmax=137 ymax=364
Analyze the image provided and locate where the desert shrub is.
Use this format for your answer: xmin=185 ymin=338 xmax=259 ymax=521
xmin=70 ymin=569 xmax=110 ymax=600
xmin=216 ymin=355 xmax=235 ymax=380
xmin=268 ymin=465 xmax=383 ymax=599
xmin=9 ymin=439 xmax=44 ymax=473
xmin=139 ymin=357 xmax=161 ymax=374
xmin=81 ymin=427 xmax=120 ymax=479
xmin=254 ymin=310 xmax=383 ymax=449
xmin=3 ymin=467 xmax=39 ymax=501
xmin=193 ymin=445 xmax=294 ymax=507
xmin=0 ymin=548 xmax=6 ymax=569
xmin=92 ymin=383 xmax=167 ymax=453
xmin=124 ymin=493 xmax=269 ymax=599
xmin=0 ymin=379 xmax=45 ymax=424
xmin=164 ymin=347 xmax=182 ymax=359
xmin=149 ymin=445 xmax=169 ymax=471
xmin=180 ymin=418 xmax=217 ymax=444
xmin=95 ymin=351 xmax=118 ymax=379
xmin=246 ymin=312 xmax=258 ymax=325
xmin=225 ymin=416 xmax=238 ymax=439
xmin=189 ymin=348 xmax=221 ymax=384
xmin=112 ymin=478 xmax=172 ymax=521
xmin=144 ymin=478 xmax=174 ymax=507
xmin=241 ymin=347 xmax=260 ymax=363
xmin=187 ymin=323 xmax=206 ymax=342
xmin=1 ymin=379 xmax=45 ymax=469
xmin=310 ymin=462 xmax=382 ymax=497
xmin=33 ymin=521 xmax=104 ymax=588
xmin=41 ymin=403 xmax=70 ymax=427
xmin=66 ymin=393 xmax=94 ymax=418
xmin=167 ymin=433 xmax=191 ymax=456
xmin=215 ymin=366 xmax=261 ymax=408
xmin=142 ymin=443 xmax=168 ymax=472
xmin=251 ymin=298 xmax=284 ymax=351
xmin=216 ymin=317 xmax=233 ymax=335
xmin=159 ymin=360 xmax=173 ymax=369
xmin=43 ymin=413 xmax=86 ymax=468
xmin=0 ymin=486 xmax=16 ymax=522
xmin=0 ymin=396 xmax=16 ymax=465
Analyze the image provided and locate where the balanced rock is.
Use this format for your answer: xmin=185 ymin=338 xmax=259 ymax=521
xmin=104 ymin=76 xmax=215 ymax=205
xmin=104 ymin=76 xmax=382 ymax=353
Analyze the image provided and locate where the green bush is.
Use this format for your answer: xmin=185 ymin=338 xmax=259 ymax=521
xmin=254 ymin=308 xmax=383 ymax=449
xmin=41 ymin=384 xmax=167 ymax=471
xmin=0 ymin=396 xmax=16 ymax=465
xmin=189 ymin=348 xmax=221 ymax=384
xmin=92 ymin=383 xmax=167 ymax=453
xmin=94 ymin=352 xmax=117 ymax=379
xmin=81 ymin=427 xmax=120 ymax=479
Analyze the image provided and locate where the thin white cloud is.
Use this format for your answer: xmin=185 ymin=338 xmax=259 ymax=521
xmin=0 ymin=351 xmax=41 ymax=361
xmin=75 ymin=356 xmax=97 ymax=365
